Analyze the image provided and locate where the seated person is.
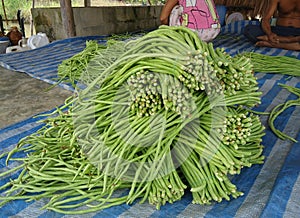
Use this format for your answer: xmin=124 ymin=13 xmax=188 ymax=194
xmin=244 ymin=0 xmax=300 ymax=51
xmin=160 ymin=0 xmax=221 ymax=42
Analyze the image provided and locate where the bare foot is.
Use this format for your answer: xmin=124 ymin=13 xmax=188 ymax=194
xmin=257 ymin=35 xmax=300 ymax=43
xmin=256 ymin=35 xmax=269 ymax=41
xmin=255 ymin=40 xmax=300 ymax=51
xmin=277 ymin=35 xmax=300 ymax=43
xmin=255 ymin=40 xmax=273 ymax=47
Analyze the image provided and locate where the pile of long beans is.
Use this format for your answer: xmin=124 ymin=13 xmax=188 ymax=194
xmin=0 ymin=25 xmax=265 ymax=214
xmin=58 ymin=40 xmax=132 ymax=88
xmin=57 ymin=40 xmax=105 ymax=86
xmin=236 ymin=52 xmax=300 ymax=76
xmin=57 ymin=33 xmax=144 ymax=87
xmin=235 ymin=53 xmax=300 ymax=142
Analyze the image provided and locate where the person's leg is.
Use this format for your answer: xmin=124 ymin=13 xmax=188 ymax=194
xmin=243 ymin=24 xmax=265 ymax=43
xmin=245 ymin=25 xmax=300 ymax=50
xmin=255 ymin=40 xmax=300 ymax=51
xmin=271 ymin=26 xmax=300 ymax=37
xmin=276 ymin=35 xmax=300 ymax=43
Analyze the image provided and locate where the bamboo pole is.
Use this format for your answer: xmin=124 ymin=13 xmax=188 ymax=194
xmin=30 ymin=0 xmax=35 ymax=36
xmin=1 ymin=0 xmax=8 ymax=26
xmin=60 ymin=0 xmax=76 ymax=38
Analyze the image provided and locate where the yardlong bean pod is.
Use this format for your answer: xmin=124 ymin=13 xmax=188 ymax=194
xmin=0 ymin=26 xmax=266 ymax=214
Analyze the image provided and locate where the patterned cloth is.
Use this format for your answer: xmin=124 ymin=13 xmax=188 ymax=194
xmin=169 ymin=0 xmax=221 ymax=42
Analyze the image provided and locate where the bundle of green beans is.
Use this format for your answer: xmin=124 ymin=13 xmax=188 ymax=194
xmin=57 ymin=40 xmax=105 ymax=86
xmin=236 ymin=52 xmax=300 ymax=76
xmin=57 ymin=32 xmax=145 ymax=88
xmin=234 ymin=52 xmax=300 ymax=142
xmin=0 ymin=25 xmax=265 ymax=214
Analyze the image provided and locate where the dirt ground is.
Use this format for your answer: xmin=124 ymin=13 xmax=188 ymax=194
xmin=0 ymin=66 xmax=73 ymax=129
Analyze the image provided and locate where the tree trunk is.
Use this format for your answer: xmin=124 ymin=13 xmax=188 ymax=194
xmin=60 ymin=0 xmax=76 ymax=38
xmin=84 ymin=0 xmax=91 ymax=7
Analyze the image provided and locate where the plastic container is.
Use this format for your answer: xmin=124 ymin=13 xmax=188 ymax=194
xmin=6 ymin=45 xmax=23 ymax=53
xmin=0 ymin=37 xmax=10 ymax=54
xmin=5 ymin=37 xmax=31 ymax=53
xmin=27 ymin=32 xmax=49 ymax=49
xmin=226 ymin=12 xmax=244 ymax=25
xmin=18 ymin=37 xmax=28 ymax=48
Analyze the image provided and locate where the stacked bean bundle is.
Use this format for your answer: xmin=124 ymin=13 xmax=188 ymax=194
xmin=0 ymin=25 xmax=265 ymax=214
xmin=127 ymin=71 xmax=162 ymax=117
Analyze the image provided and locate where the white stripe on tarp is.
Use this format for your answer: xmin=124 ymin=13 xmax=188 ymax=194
xmin=261 ymin=77 xmax=300 ymax=116
xmin=118 ymin=202 xmax=156 ymax=218
xmin=255 ymin=72 xmax=266 ymax=80
xmin=0 ymin=62 xmax=17 ymax=71
xmin=283 ymin=173 xmax=300 ymax=218
xmin=289 ymin=50 xmax=300 ymax=57
xmin=257 ymin=76 xmax=278 ymax=99
xmin=8 ymin=198 xmax=50 ymax=218
xmin=0 ymin=143 xmax=17 ymax=160
xmin=177 ymin=203 xmax=215 ymax=218
xmin=0 ymin=121 xmax=41 ymax=144
xmin=0 ymin=161 xmax=22 ymax=180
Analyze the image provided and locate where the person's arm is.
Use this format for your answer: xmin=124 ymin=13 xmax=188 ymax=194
xmin=160 ymin=0 xmax=179 ymax=25
xmin=261 ymin=0 xmax=280 ymax=43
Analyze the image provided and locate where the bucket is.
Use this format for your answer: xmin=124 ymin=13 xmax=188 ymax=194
xmin=216 ymin=5 xmax=227 ymax=26
xmin=6 ymin=45 xmax=24 ymax=53
xmin=0 ymin=37 xmax=10 ymax=54
xmin=27 ymin=32 xmax=49 ymax=49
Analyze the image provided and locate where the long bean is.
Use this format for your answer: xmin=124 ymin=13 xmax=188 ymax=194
xmin=0 ymin=25 xmax=266 ymax=214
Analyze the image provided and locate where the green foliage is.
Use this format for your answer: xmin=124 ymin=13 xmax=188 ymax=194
xmin=0 ymin=0 xmax=31 ymax=22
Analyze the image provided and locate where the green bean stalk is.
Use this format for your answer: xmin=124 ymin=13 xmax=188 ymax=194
xmin=57 ymin=40 xmax=105 ymax=86
xmin=268 ymin=83 xmax=300 ymax=143
xmin=235 ymin=52 xmax=300 ymax=76
xmin=0 ymin=25 xmax=265 ymax=214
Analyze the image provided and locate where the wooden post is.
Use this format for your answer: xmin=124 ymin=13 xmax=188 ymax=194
xmin=84 ymin=0 xmax=91 ymax=7
xmin=30 ymin=0 xmax=35 ymax=36
xmin=1 ymin=0 xmax=8 ymax=26
xmin=59 ymin=0 xmax=76 ymax=38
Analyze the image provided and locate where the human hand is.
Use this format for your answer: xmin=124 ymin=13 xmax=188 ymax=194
xmin=267 ymin=33 xmax=280 ymax=43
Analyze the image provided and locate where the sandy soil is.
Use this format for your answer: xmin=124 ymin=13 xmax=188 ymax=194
xmin=0 ymin=66 xmax=73 ymax=129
